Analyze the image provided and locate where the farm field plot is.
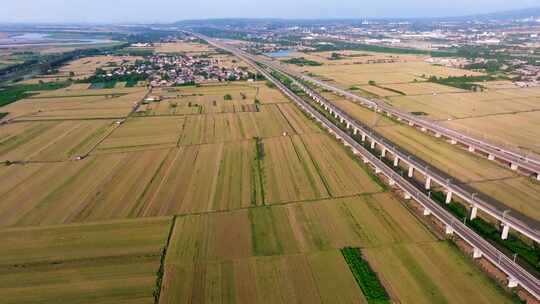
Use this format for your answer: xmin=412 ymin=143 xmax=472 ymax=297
xmin=160 ymin=251 xmax=366 ymax=304
xmin=382 ymin=82 xmax=466 ymax=95
xmin=443 ymin=111 xmax=540 ymax=155
xmin=97 ymin=116 xmax=184 ymax=153
xmin=356 ymin=85 xmax=401 ymax=97
xmin=364 ymin=242 xmax=515 ymax=304
xmin=300 ymin=133 xmax=384 ymax=197
xmin=282 ymin=50 xmax=422 ymax=66
xmin=0 ymin=119 xmax=113 ymax=161
xmin=0 ymin=150 xmax=174 ymax=227
xmin=0 ymin=217 xmax=171 ymax=304
xmin=275 ymin=103 xmax=322 ymax=134
xmin=165 ymin=194 xmax=434 ymax=264
xmin=137 ymin=100 xmax=201 ymax=116
xmin=176 ymin=105 xmax=294 ymax=146
xmin=388 ymin=92 xmax=540 ymax=120
xmin=55 ymin=55 xmax=141 ymax=79
xmin=297 ymin=61 xmax=483 ymax=86
xmin=470 ymin=177 xmax=540 ymax=223
xmin=160 ymin=194 xmax=512 ymax=303
xmin=263 ymin=136 xmax=330 ymax=203
xmin=136 ymin=142 xmax=261 ymax=216
xmin=3 ymin=89 xmax=145 ymax=120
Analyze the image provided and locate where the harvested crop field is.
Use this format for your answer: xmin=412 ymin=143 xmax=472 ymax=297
xmin=297 ymin=61 xmax=483 ymax=86
xmin=158 ymin=194 xmax=513 ymax=303
xmin=388 ymin=89 xmax=540 ymax=120
xmin=0 ymin=120 xmax=114 ymax=161
xmin=364 ymin=242 xmax=516 ymax=304
xmin=443 ymin=111 xmax=540 ymax=155
xmin=0 ymin=217 xmax=171 ymax=304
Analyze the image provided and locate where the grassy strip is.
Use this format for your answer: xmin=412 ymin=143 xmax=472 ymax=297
xmin=153 ymin=216 xmax=177 ymax=304
xmin=0 ymin=81 xmax=70 ymax=107
xmin=254 ymin=137 xmax=266 ymax=205
xmin=341 ymin=247 xmax=390 ymax=304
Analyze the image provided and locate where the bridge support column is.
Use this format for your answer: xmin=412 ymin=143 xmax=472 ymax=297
xmin=361 ymin=134 xmax=366 ymax=142
xmin=370 ymin=139 xmax=376 ymax=149
xmin=423 ymin=208 xmax=431 ymax=216
xmin=393 ymin=156 xmax=399 ymax=167
xmin=445 ymin=191 xmax=453 ymax=204
xmin=421 ymin=127 xmax=427 ymax=132
xmin=470 ymin=205 xmax=478 ymax=220
xmin=537 ymin=173 xmax=540 ymax=181
xmin=425 ymin=177 xmax=432 ymax=190
xmin=450 ymin=139 xmax=457 ymax=145
xmin=445 ymin=225 xmax=454 ymax=235
xmin=488 ymin=154 xmax=495 ymax=161
xmin=324 ymin=105 xmax=329 ymax=111
xmin=510 ymin=163 xmax=518 ymax=171
xmin=468 ymin=146 xmax=475 ymax=153
xmin=353 ymin=128 xmax=358 ymax=135
xmin=340 ymin=117 xmax=345 ymax=124
xmin=435 ymin=132 xmax=441 ymax=138
xmin=507 ymin=277 xmax=518 ymax=288
xmin=388 ymin=179 xmax=395 ymax=186
xmin=473 ymin=247 xmax=482 ymax=259
xmin=501 ymin=224 xmax=510 ymax=240
xmin=381 ymin=148 xmax=387 ymax=158
xmin=408 ymin=166 xmax=414 ymax=178
xmin=362 ymin=158 xmax=369 ymax=164
xmin=404 ymin=192 xmax=412 ymax=200
xmin=346 ymin=122 xmax=351 ymax=129
xmin=386 ymin=112 xmax=391 ymax=117
xmin=408 ymin=121 xmax=414 ymax=127
xmin=397 ymin=117 xmax=402 ymax=122
xmin=375 ymin=167 xmax=381 ymax=174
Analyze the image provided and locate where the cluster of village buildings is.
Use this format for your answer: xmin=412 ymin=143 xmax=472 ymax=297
xmin=109 ymin=53 xmax=252 ymax=87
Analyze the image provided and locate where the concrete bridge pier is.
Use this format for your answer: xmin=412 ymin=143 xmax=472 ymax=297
xmin=425 ymin=177 xmax=432 ymax=190
xmin=473 ymin=247 xmax=482 ymax=259
xmin=361 ymin=133 xmax=366 ymax=142
xmin=537 ymin=173 xmax=540 ymax=181
xmin=404 ymin=192 xmax=412 ymax=200
xmin=488 ymin=154 xmax=495 ymax=161
xmin=510 ymin=163 xmax=518 ymax=171
xmin=421 ymin=127 xmax=427 ymax=132
xmin=393 ymin=156 xmax=399 ymax=167
xmin=450 ymin=139 xmax=457 ymax=145
xmin=470 ymin=205 xmax=478 ymax=220
xmin=501 ymin=224 xmax=510 ymax=240
xmin=381 ymin=148 xmax=387 ymax=158
xmin=445 ymin=225 xmax=454 ymax=235
xmin=423 ymin=208 xmax=431 ymax=216
xmin=346 ymin=121 xmax=351 ymax=129
xmin=435 ymin=132 xmax=441 ymax=138
xmin=375 ymin=167 xmax=382 ymax=174
xmin=408 ymin=121 xmax=414 ymax=127
xmin=507 ymin=277 xmax=519 ymax=288
xmin=445 ymin=191 xmax=453 ymax=204
xmin=362 ymin=158 xmax=369 ymax=164
xmin=468 ymin=146 xmax=475 ymax=152
xmin=408 ymin=166 xmax=415 ymax=178
xmin=388 ymin=179 xmax=396 ymax=186
xmin=353 ymin=128 xmax=358 ymax=135
xmin=370 ymin=139 xmax=376 ymax=149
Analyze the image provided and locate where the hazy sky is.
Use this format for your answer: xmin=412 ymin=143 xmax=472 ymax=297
xmin=2 ymin=0 xmax=539 ymax=23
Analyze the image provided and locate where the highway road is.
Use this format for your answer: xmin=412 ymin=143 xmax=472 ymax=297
xmin=195 ymin=33 xmax=540 ymax=299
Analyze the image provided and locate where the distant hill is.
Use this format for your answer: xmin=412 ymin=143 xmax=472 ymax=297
xmin=461 ymin=7 xmax=540 ymax=20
